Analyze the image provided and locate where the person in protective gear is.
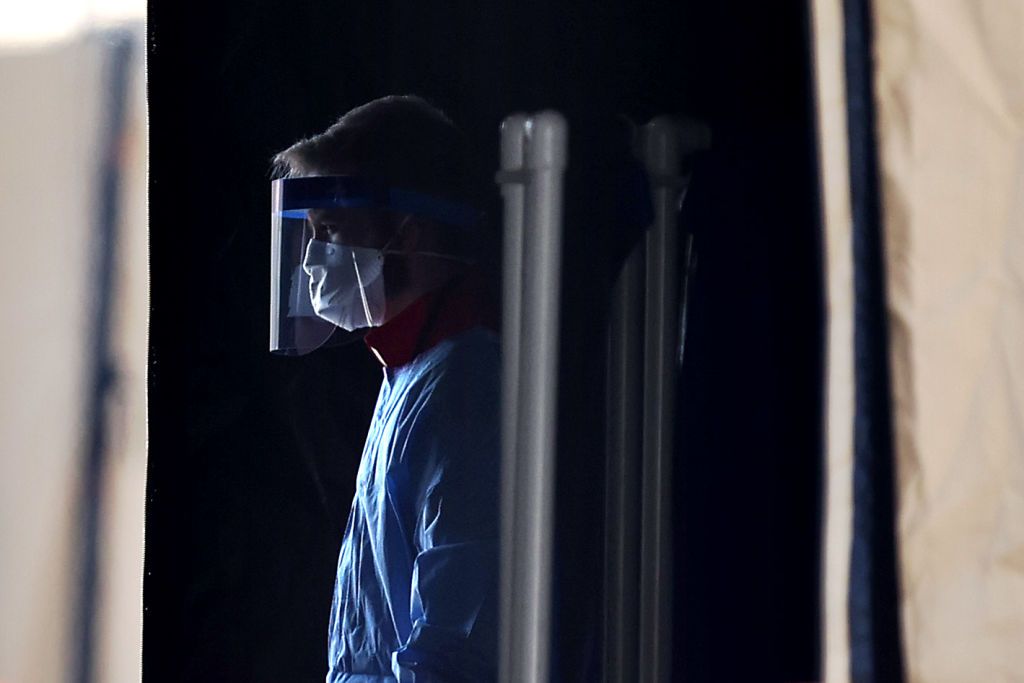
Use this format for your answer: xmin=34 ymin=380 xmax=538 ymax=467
xmin=271 ymin=95 xmax=500 ymax=683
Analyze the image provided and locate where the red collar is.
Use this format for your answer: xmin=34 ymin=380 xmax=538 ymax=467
xmin=363 ymin=271 xmax=498 ymax=368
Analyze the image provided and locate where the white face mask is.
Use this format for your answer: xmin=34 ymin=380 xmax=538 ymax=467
xmin=302 ymin=239 xmax=386 ymax=331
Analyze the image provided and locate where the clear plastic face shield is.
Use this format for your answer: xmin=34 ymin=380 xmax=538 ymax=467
xmin=270 ymin=176 xmax=479 ymax=355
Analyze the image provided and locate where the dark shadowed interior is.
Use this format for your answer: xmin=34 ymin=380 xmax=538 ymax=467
xmin=146 ymin=0 xmax=824 ymax=680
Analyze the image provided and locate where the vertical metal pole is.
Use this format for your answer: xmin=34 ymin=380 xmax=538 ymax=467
xmin=604 ymin=241 xmax=646 ymax=683
xmin=519 ymin=112 xmax=567 ymax=683
xmin=498 ymin=114 xmax=528 ymax=683
xmin=497 ymin=111 xmax=568 ymax=683
xmin=605 ymin=116 xmax=708 ymax=683
xmin=638 ymin=118 xmax=683 ymax=683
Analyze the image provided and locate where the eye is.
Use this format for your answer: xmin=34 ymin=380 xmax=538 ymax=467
xmin=307 ymin=215 xmax=367 ymax=246
xmin=308 ymin=221 xmax=337 ymax=242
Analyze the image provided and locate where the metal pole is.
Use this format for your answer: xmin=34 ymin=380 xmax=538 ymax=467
xmin=497 ymin=111 xmax=568 ymax=683
xmin=604 ymin=241 xmax=646 ymax=683
xmin=605 ymin=115 xmax=708 ymax=683
xmin=638 ymin=117 xmax=684 ymax=683
xmin=498 ymin=113 xmax=528 ymax=683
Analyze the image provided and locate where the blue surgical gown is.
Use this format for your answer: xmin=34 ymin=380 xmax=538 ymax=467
xmin=327 ymin=327 xmax=500 ymax=683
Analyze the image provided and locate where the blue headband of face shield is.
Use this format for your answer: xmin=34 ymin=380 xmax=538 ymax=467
xmin=272 ymin=175 xmax=481 ymax=229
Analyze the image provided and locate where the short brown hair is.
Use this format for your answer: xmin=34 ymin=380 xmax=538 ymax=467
xmin=272 ymin=95 xmax=474 ymax=204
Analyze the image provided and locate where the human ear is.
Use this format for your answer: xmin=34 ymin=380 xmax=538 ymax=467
xmin=393 ymin=214 xmax=424 ymax=252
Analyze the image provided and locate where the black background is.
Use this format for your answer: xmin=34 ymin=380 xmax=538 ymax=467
xmin=145 ymin=0 xmax=824 ymax=680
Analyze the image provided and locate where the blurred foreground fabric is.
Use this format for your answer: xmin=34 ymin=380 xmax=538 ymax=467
xmin=0 ymin=27 xmax=146 ymax=683
xmin=816 ymin=0 xmax=1024 ymax=680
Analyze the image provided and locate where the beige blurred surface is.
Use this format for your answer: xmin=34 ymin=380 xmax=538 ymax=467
xmin=0 ymin=37 xmax=103 ymax=683
xmin=873 ymin=0 xmax=1024 ymax=681
xmin=95 ymin=28 xmax=147 ymax=683
xmin=0 ymin=28 xmax=146 ymax=683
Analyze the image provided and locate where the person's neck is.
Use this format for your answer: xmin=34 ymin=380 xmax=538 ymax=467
xmin=364 ymin=270 xmax=477 ymax=368
xmin=384 ymin=258 xmax=461 ymax=321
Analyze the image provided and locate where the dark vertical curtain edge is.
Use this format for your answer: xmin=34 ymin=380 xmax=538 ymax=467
xmin=73 ymin=29 xmax=135 ymax=683
xmin=841 ymin=0 xmax=906 ymax=679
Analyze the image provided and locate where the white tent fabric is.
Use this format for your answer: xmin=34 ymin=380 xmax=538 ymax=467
xmin=810 ymin=0 xmax=857 ymax=680
xmin=0 ymin=37 xmax=105 ymax=683
xmin=0 ymin=30 xmax=146 ymax=683
xmin=814 ymin=0 xmax=1024 ymax=681
xmin=873 ymin=1 xmax=1024 ymax=681
xmin=95 ymin=30 xmax=148 ymax=683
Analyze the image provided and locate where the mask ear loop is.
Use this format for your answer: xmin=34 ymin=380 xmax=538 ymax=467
xmin=347 ymin=216 xmax=417 ymax=330
xmin=351 ymin=250 xmax=376 ymax=327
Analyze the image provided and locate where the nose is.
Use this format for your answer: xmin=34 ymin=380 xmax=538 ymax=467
xmin=302 ymin=239 xmax=328 ymax=276
xmin=309 ymin=220 xmax=330 ymax=243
